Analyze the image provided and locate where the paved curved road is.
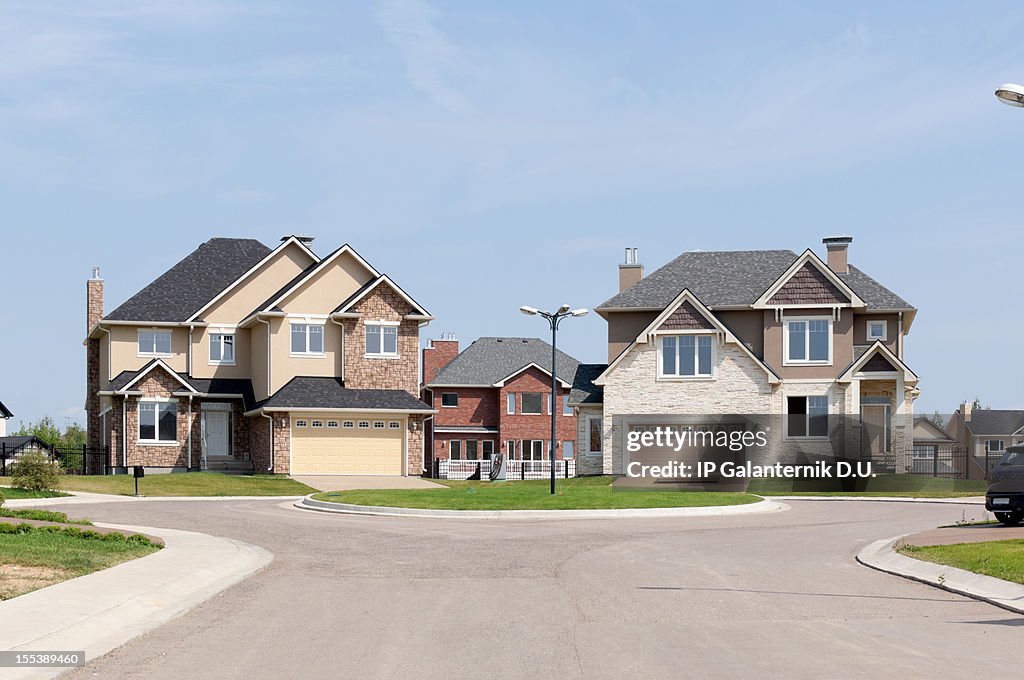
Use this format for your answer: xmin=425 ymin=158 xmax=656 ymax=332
xmin=53 ymin=499 xmax=1016 ymax=679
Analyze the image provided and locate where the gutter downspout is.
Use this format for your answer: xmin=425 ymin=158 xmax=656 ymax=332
xmin=122 ymin=397 xmax=127 ymax=469
xmin=897 ymin=312 xmax=904 ymax=359
xmin=188 ymin=326 xmax=194 ymax=376
xmin=261 ymin=411 xmax=274 ymax=473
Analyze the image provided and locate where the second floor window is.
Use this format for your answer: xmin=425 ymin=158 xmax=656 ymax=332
xmin=441 ymin=393 xmax=458 ymax=407
xmin=366 ymin=322 xmax=398 ymax=356
xmin=138 ymin=330 xmax=172 ymax=356
xmin=521 ymin=393 xmax=543 ymax=415
xmin=986 ymin=440 xmax=1006 ymax=453
xmin=209 ymin=333 xmax=234 ymax=364
xmin=786 ymin=318 xmax=831 ymax=364
xmin=291 ymin=323 xmax=324 ymax=355
xmin=661 ymin=335 xmax=713 ymax=377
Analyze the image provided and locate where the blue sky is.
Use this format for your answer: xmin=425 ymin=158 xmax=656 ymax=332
xmin=1 ymin=0 xmax=1023 ymax=428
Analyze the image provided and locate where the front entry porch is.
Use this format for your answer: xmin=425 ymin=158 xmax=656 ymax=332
xmin=200 ymin=402 xmax=253 ymax=473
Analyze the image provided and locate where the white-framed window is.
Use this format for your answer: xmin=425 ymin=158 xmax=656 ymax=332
xmin=290 ymin=323 xmax=324 ymax=356
xmin=209 ymin=332 xmax=235 ymax=364
xmin=587 ymin=417 xmax=603 ymax=456
xmin=311 ymin=420 xmax=324 ymax=428
xmin=986 ymin=440 xmax=1006 ymax=453
xmin=660 ymin=334 xmax=714 ymax=378
xmin=913 ymin=445 xmax=935 ymax=460
xmin=563 ymin=440 xmax=575 ymax=459
xmin=524 ymin=440 xmax=545 ymax=461
xmin=562 ymin=396 xmax=573 ymax=416
xmin=450 ymin=440 xmax=462 ymax=460
xmin=866 ymin=320 xmax=887 ymax=342
xmin=295 ymin=419 xmax=308 ymax=428
xmin=327 ymin=420 xmax=339 ymax=428
xmin=506 ymin=393 xmax=515 ymax=414
xmin=138 ymin=329 xmax=172 ymax=357
xmin=482 ymin=441 xmax=494 ymax=459
xmin=787 ymin=396 xmax=829 ymax=438
xmin=466 ymin=440 xmax=479 ymax=460
xmin=784 ymin=318 xmax=832 ymax=365
xmin=365 ymin=321 xmax=399 ymax=357
xmin=139 ymin=401 xmax=177 ymax=442
xmin=373 ymin=421 xmax=385 ymax=429
xmin=388 ymin=421 xmax=401 ymax=429
xmin=358 ymin=420 xmax=369 ymax=429
xmin=441 ymin=393 xmax=458 ymax=407
xmin=342 ymin=420 xmax=355 ymax=428
xmin=521 ymin=393 xmax=543 ymax=415
xmin=505 ymin=440 xmax=516 ymax=457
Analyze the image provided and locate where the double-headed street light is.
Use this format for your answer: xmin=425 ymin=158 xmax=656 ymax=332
xmin=995 ymin=83 xmax=1024 ymax=107
xmin=520 ymin=303 xmax=588 ymax=495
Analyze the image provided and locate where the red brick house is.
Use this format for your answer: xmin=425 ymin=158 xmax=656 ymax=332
xmin=422 ymin=337 xmax=584 ymax=477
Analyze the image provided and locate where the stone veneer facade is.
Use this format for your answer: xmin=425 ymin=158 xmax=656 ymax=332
xmin=342 ymin=285 xmax=420 ymax=394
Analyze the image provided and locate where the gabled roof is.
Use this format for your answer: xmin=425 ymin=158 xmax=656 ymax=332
xmin=595 ymin=289 xmax=780 ymax=386
xmin=0 ymin=435 xmax=52 ymax=453
xmin=114 ymin=359 xmax=197 ymax=394
xmin=568 ymin=364 xmax=606 ymax=405
xmin=331 ymin=275 xmax=432 ymax=318
xmin=106 ymin=238 xmax=273 ymax=322
xmin=428 ymin=337 xmax=581 ymax=388
xmin=249 ymin=377 xmax=433 ymax=413
xmin=752 ymin=249 xmax=864 ymax=309
xmin=596 ymin=248 xmax=913 ymax=312
xmin=913 ymin=417 xmax=956 ymax=443
xmin=963 ymin=410 xmax=1024 ymax=436
xmin=837 ymin=341 xmax=918 ymax=384
xmin=0 ymin=400 xmax=11 ymax=419
xmin=105 ymin=363 xmax=256 ymax=409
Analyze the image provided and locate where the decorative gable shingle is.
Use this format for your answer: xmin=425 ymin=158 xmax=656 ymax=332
xmin=861 ymin=353 xmax=897 ymax=372
xmin=766 ymin=263 xmax=850 ymax=306
xmin=658 ymin=301 xmax=716 ymax=331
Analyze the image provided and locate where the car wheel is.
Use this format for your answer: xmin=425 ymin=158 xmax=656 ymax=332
xmin=994 ymin=511 xmax=1023 ymax=527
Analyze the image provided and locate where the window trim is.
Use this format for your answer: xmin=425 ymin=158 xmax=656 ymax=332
xmin=137 ymin=329 xmax=173 ymax=358
xmin=506 ymin=393 xmax=515 ymax=415
xmin=866 ymin=319 xmax=888 ymax=342
xmin=364 ymin=320 xmax=400 ymax=358
xmin=138 ymin=399 xmax=178 ymax=444
xmin=440 ymin=393 xmax=459 ymax=408
xmin=657 ymin=333 xmax=715 ymax=380
xmin=289 ymin=321 xmax=326 ymax=357
xmin=783 ymin=316 xmax=833 ymax=366
xmin=785 ymin=395 xmax=830 ymax=440
xmin=482 ymin=440 xmax=494 ymax=459
xmin=208 ymin=331 xmax=236 ymax=366
xmin=987 ymin=439 xmax=1006 ymax=453
xmin=520 ymin=392 xmax=543 ymax=415
xmin=586 ymin=417 xmax=603 ymax=456
xmin=450 ymin=440 xmax=462 ymax=461
xmin=562 ymin=395 xmax=573 ymax=417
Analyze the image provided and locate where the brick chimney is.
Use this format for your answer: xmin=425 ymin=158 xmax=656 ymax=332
xmin=87 ymin=267 xmax=104 ymax=332
xmin=422 ymin=335 xmax=460 ymax=386
xmin=822 ymin=236 xmax=852 ymax=274
xmin=619 ymin=247 xmax=643 ymax=292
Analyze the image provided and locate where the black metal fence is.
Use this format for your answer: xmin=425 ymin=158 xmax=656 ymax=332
xmin=0 ymin=443 xmax=110 ymax=476
xmin=908 ymin=445 xmax=970 ymax=479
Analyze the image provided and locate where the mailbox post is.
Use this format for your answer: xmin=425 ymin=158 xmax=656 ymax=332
xmin=133 ymin=465 xmax=144 ymax=497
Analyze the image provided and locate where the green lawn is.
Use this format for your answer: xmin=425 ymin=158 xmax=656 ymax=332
xmin=0 ymin=472 xmax=315 ymax=497
xmin=0 ymin=525 xmax=160 ymax=599
xmin=312 ymin=476 xmax=760 ymax=510
xmin=898 ymin=539 xmax=1024 ymax=585
xmin=747 ymin=474 xmax=987 ymax=498
xmin=0 ymin=487 xmax=69 ymax=500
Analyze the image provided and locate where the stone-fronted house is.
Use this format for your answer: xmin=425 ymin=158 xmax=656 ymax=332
xmin=85 ymin=236 xmax=434 ymax=476
xmin=421 ymin=336 xmax=584 ymax=476
xmin=947 ymin=404 xmax=1024 ymax=478
xmin=589 ymin=237 xmax=920 ymax=475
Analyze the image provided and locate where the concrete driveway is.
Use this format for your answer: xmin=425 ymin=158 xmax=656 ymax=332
xmin=290 ymin=475 xmax=446 ymax=491
xmin=51 ymin=498 xmax=1017 ymax=679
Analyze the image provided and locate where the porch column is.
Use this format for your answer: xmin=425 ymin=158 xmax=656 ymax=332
xmin=846 ymin=380 xmax=861 ymax=462
xmin=894 ymin=374 xmax=907 ymax=473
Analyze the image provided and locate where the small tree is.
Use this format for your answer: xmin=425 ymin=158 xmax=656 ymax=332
xmin=11 ymin=451 xmax=62 ymax=492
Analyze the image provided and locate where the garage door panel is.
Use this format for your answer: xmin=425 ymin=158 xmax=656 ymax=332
xmin=291 ymin=415 xmax=404 ymax=475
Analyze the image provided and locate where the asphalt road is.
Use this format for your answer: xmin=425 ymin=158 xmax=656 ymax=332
xmin=57 ymin=498 xmax=1018 ymax=680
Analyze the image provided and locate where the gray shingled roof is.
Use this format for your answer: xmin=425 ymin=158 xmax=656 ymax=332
xmin=965 ymin=410 xmax=1024 ymax=436
xmin=428 ymin=337 xmax=581 ymax=387
xmin=106 ymin=363 xmax=256 ymax=410
xmin=256 ymin=377 xmax=432 ymax=411
xmin=105 ymin=238 xmax=272 ymax=322
xmin=596 ymin=249 xmax=913 ymax=311
xmin=0 ymin=435 xmax=52 ymax=453
xmin=569 ymin=364 xmax=606 ymax=405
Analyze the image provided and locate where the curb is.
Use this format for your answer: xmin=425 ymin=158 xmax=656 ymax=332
xmin=3 ymin=491 xmax=305 ymax=508
xmin=0 ymin=524 xmax=273 ymax=680
xmin=856 ymin=534 xmax=1024 ymax=616
xmin=764 ymin=495 xmax=985 ymax=505
xmin=294 ymin=495 xmax=788 ymax=519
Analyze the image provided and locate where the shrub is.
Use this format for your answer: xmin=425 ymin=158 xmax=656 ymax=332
xmin=11 ymin=451 xmax=61 ymax=492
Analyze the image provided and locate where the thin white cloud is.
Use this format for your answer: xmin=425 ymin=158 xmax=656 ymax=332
xmin=373 ymin=0 xmax=471 ymax=113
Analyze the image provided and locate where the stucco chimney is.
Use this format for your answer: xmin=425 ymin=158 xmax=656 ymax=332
xmin=822 ymin=236 xmax=852 ymax=274
xmin=619 ymin=247 xmax=643 ymax=292
xmin=422 ymin=335 xmax=460 ymax=386
xmin=961 ymin=402 xmax=972 ymax=422
xmin=87 ymin=267 xmax=104 ymax=333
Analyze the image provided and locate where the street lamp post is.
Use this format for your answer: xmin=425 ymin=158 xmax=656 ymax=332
xmin=995 ymin=83 xmax=1024 ymax=107
xmin=520 ymin=304 xmax=588 ymax=495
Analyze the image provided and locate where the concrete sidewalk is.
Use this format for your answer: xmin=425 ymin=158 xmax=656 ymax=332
xmin=0 ymin=523 xmax=272 ymax=680
xmin=290 ymin=475 xmax=445 ymax=491
xmin=4 ymin=491 xmax=304 ymax=508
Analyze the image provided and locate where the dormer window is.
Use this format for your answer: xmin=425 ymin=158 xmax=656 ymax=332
xmin=784 ymin=318 xmax=831 ymax=365
xmin=365 ymin=321 xmax=399 ymax=357
xmin=659 ymin=335 xmax=713 ymax=378
xmin=138 ymin=330 xmax=172 ymax=357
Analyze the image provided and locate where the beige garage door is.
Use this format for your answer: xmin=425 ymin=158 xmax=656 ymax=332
xmin=291 ymin=414 xmax=404 ymax=475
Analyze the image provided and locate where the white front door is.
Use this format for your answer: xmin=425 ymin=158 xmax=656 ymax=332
xmin=205 ymin=411 xmax=230 ymax=458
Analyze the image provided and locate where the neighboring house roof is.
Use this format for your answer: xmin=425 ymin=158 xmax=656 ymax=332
xmin=105 ymin=238 xmax=273 ymax=322
xmin=569 ymin=364 xmax=607 ymax=405
xmin=0 ymin=400 xmax=11 ymax=419
xmin=0 ymin=435 xmax=53 ymax=454
xmin=106 ymin=361 xmax=256 ymax=410
xmin=250 ymin=377 xmax=433 ymax=413
xmin=912 ymin=417 xmax=956 ymax=443
xmin=596 ymin=249 xmax=912 ymax=312
xmin=963 ymin=410 xmax=1024 ymax=436
xmin=427 ymin=337 xmax=581 ymax=388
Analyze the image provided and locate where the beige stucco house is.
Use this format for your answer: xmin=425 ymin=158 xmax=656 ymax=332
xmin=85 ymin=236 xmax=434 ymax=475
xmin=580 ymin=237 xmax=920 ymax=476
